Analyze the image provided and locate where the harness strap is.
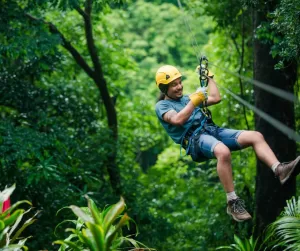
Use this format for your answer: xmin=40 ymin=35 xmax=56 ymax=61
xmin=180 ymin=115 xmax=207 ymax=157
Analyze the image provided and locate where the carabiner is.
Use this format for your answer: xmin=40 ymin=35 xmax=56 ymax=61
xmin=199 ymin=56 xmax=209 ymax=87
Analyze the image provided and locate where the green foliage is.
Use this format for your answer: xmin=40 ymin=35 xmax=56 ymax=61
xmin=54 ymin=196 xmax=153 ymax=251
xmin=216 ymin=235 xmax=258 ymax=250
xmin=0 ymin=0 xmax=140 ymax=248
xmin=270 ymin=0 xmax=300 ymax=63
xmin=221 ymin=196 xmax=300 ymax=251
xmin=135 ymin=145 xmax=255 ymax=250
xmin=242 ymin=0 xmax=300 ymax=67
xmin=190 ymin=0 xmax=251 ymax=31
xmin=0 ymin=184 xmax=37 ymax=250
xmin=105 ymin=0 xmax=212 ymax=97
xmin=1 ymin=0 xmax=299 ymax=250
xmin=0 ymin=1 xmax=62 ymax=79
xmin=264 ymin=196 xmax=300 ymax=251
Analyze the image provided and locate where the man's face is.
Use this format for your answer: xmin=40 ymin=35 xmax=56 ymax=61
xmin=167 ymin=77 xmax=183 ymax=99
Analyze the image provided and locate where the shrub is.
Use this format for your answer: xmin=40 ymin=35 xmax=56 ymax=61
xmin=0 ymin=184 xmax=37 ymax=250
xmin=54 ymin=196 xmax=154 ymax=251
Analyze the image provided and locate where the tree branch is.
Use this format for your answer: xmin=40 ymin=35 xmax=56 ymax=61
xmin=75 ymin=0 xmax=102 ymax=74
xmin=25 ymin=13 xmax=95 ymax=79
xmin=84 ymin=0 xmax=92 ymax=15
xmin=75 ymin=6 xmax=88 ymax=19
xmin=230 ymin=35 xmax=241 ymax=57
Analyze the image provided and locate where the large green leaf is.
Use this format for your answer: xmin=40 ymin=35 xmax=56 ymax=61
xmin=103 ymin=197 xmax=125 ymax=233
xmin=70 ymin=206 xmax=94 ymax=223
xmin=87 ymin=197 xmax=103 ymax=226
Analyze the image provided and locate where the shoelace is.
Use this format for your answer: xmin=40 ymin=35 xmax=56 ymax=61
xmin=231 ymin=199 xmax=246 ymax=214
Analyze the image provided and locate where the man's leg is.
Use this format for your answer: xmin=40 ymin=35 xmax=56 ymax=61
xmin=213 ymin=143 xmax=252 ymax=221
xmin=214 ymin=143 xmax=234 ymax=193
xmin=196 ymin=133 xmax=235 ymax=193
xmin=237 ymin=131 xmax=278 ymax=167
xmin=237 ymin=130 xmax=300 ymax=184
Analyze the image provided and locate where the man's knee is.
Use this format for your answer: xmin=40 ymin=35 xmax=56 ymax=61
xmin=214 ymin=143 xmax=231 ymax=160
xmin=238 ymin=131 xmax=265 ymax=147
xmin=250 ymin=131 xmax=265 ymax=143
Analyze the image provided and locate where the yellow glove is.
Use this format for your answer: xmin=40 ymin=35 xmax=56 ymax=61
xmin=189 ymin=87 xmax=208 ymax=107
xmin=207 ymin=70 xmax=214 ymax=78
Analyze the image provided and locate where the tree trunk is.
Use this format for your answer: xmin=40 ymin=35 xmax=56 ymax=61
xmin=26 ymin=1 xmax=123 ymax=195
xmin=253 ymin=2 xmax=297 ymax=237
xmin=94 ymin=73 xmax=122 ymax=196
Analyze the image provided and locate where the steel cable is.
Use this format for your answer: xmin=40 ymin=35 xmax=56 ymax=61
xmin=177 ymin=0 xmax=203 ymax=62
xmin=209 ymin=61 xmax=298 ymax=103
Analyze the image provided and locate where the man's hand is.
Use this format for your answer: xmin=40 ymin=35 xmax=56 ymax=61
xmin=189 ymin=87 xmax=208 ymax=107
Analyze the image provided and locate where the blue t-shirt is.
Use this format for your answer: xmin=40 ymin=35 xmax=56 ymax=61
xmin=155 ymin=95 xmax=206 ymax=144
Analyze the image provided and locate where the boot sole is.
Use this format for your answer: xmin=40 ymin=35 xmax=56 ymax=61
xmin=281 ymin=156 xmax=300 ymax=185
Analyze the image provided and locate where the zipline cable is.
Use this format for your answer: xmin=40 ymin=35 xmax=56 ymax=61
xmin=176 ymin=0 xmax=300 ymax=142
xmin=177 ymin=0 xmax=203 ymax=62
xmin=209 ymin=61 xmax=298 ymax=103
xmin=218 ymin=83 xmax=300 ymax=142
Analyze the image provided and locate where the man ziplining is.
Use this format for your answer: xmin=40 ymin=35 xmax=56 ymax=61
xmin=154 ymin=65 xmax=300 ymax=222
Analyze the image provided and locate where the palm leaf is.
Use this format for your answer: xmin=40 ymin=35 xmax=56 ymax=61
xmin=264 ymin=197 xmax=300 ymax=250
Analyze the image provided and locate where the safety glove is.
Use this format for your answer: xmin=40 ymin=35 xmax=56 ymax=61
xmin=189 ymin=87 xmax=208 ymax=107
xmin=207 ymin=71 xmax=214 ymax=79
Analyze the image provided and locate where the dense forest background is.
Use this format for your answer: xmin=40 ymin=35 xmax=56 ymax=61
xmin=0 ymin=0 xmax=299 ymax=250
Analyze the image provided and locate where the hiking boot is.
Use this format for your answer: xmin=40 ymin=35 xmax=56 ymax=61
xmin=227 ymin=198 xmax=252 ymax=222
xmin=275 ymin=156 xmax=300 ymax=185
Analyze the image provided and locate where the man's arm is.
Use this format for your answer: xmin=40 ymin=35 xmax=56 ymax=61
xmin=206 ymin=78 xmax=221 ymax=106
xmin=163 ymin=102 xmax=196 ymax=126
xmin=161 ymin=87 xmax=208 ymax=126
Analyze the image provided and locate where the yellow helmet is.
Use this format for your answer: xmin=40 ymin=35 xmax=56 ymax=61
xmin=155 ymin=65 xmax=182 ymax=87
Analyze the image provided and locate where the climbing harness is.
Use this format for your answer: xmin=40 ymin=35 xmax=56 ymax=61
xmin=179 ymin=108 xmax=207 ymax=157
